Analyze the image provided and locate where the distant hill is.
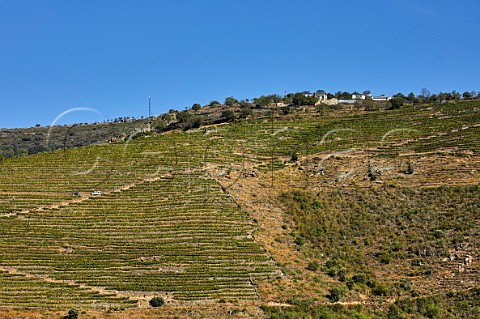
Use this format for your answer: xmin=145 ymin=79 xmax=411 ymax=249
xmin=0 ymin=103 xmax=252 ymax=159
xmin=0 ymin=119 xmax=151 ymax=158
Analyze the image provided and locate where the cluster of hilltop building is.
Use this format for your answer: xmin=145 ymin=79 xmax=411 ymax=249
xmin=301 ymin=90 xmax=393 ymax=106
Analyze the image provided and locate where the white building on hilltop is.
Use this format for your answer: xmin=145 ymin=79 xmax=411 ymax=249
xmin=372 ymin=95 xmax=392 ymax=101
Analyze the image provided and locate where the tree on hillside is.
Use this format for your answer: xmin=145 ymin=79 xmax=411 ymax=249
xmin=221 ymin=109 xmax=236 ymax=122
xmin=176 ymin=110 xmax=191 ymax=123
xmin=239 ymin=106 xmax=253 ymax=119
xmin=428 ymin=94 xmax=438 ymax=103
xmin=254 ymin=95 xmax=273 ymax=107
xmin=407 ymin=92 xmax=417 ymax=104
xmin=224 ymin=96 xmax=238 ymax=107
xmin=388 ymin=97 xmax=404 ymax=110
xmin=253 ymin=94 xmax=282 ymax=107
xmin=420 ymin=88 xmax=431 ymax=98
xmin=191 ymin=103 xmax=201 ymax=111
xmin=238 ymin=99 xmax=249 ymax=108
xmin=209 ymin=100 xmax=221 ymax=106
xmin=362 ymin=98 xmax=375 ymax=111
xmin=271 ymin=94 xmax=283 ymax=103
xmin=283 ymin=94 xmax=293 ymax=105
xmin=452 ymin=90 xmax=461 ymax=101
xmin=160 ymin=113 xmax=173 ymax=122
xmin=153 ymin=120 xmax=167 ymax=132
xmin=183 ymin=116 xmax=203 ymax=130
xmin=292 ymin=93 xmax=318 ymax=106
xmin=438 ymin=92 xmax=451 ymax=101
xmin=335 ymin=91 xmax=352 ymax=100
xmin=462 ymin=91 xmax=472 ymax=100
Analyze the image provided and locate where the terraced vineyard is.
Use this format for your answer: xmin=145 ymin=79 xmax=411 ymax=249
xmin=0 ymin=124 xmax=284 ymax=309
xmin=0 ymin=101 xmax=479 ymax=317
xmin=1 ymin=174 xmax=278 ymax=304
xmin=0 ymin=270 xmax=134 ymax=308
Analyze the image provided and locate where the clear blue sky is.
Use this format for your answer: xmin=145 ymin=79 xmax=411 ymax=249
xmin=1 ymin=0 xmax=479 ymax=128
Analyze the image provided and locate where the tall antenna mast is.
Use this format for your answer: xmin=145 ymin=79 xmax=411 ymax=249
xmin=148 ymin=96 xmax=151 ymax=118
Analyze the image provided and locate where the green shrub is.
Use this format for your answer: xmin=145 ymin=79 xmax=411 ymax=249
xmin=153 ymin=120 xmax=167 ymax=132
xmin=281 ymin=106 xmax=292 ymax=115
xmin=176 ymin=110 xmax=191 ymax=123
xmin=379 ymin=250 xmax=392 ymax=264
xmin=306 ymin=261 xmax=319 ymax=272
xmin=183 ymin=116 xmax=203 ymax=130
xmin=351 ymin=273 xmax=367 ymax=284
xmin=326 ymin=268 xmax=337 ymax=277
xmin=239 ymin=107 xmax=252 ymax=119
xmin=63 ymin=308 xmax=79 ymax=319
xmin=294 ymin=235 xmax=305 ymax=246
xmin=221 ymin=109 xmax=236 ymax=122
xmin=328 ymin=287 xmax=343 ymax=303
xmin=149 ymin=297 xmax=165 ymax=307
xmin=290 ymin=151 xmax=298 ymax=162
xmin=372 ymin=282 xmax=390 ymax=296
xmin=389 ymin=97 xmax=405 ymax=110
xmin=387 ymin=304 xmax=403 ymax=319
xmin=337 ymin=268 xmax=347 ymax=282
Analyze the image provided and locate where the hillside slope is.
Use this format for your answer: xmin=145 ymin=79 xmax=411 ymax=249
xmin=0 ymin=101 xmax=479 ymax=318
